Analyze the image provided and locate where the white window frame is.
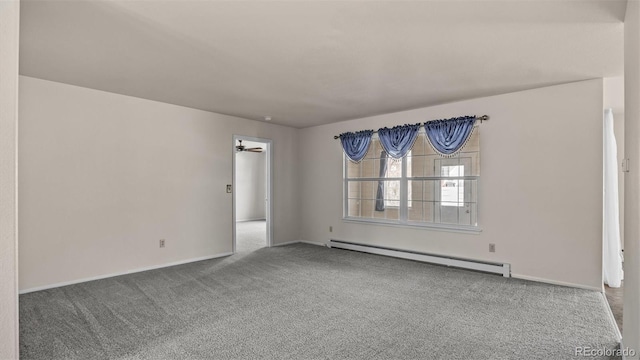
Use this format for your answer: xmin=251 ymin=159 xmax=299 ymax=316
xmin=440 ymin=165 xmax=464 ymax=207
xmin=384 ymin=154 xmax=411 ymax=208
xmin=342 ymin=137 xmax=481 ymax=233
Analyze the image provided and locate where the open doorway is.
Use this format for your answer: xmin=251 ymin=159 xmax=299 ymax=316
xmin=602 ymin=78 xmax=625 ymax=337
xmin=232 ymin=135 xmax=272 ymax=253
xmin=603 ymin=108 xmax=624 ymax=336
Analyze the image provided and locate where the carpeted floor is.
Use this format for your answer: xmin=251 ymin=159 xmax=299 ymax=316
xmin=235 ymin=220 xmax=266 ymax=253
xmin=20 ymin=244 xmax=620 ymax=360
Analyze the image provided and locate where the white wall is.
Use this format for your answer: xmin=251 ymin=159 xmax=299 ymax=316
xmin=624 ymin=1 xmax=640 ymax=356
xmin=299 ymin=79 xmax=604 ymax=290
xmin=235 ymin=149 xmax=267 ymax=221
xmin=0 ymin=1 xmax=20 ymax=358
xmin=18 ymin=76 xmax=300 ymax=291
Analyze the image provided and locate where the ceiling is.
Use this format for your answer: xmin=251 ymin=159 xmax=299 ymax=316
xmin=20 ymin=0 xmax=625 ymax=128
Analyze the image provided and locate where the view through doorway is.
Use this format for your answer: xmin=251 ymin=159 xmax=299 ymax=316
xmin=603 ymin=108 xmax=624 ymax=336
xmin=233 ymin=136 xmax=271 ymax=253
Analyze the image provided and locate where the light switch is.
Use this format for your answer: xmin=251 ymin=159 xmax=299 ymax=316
xmin=226 ymin=184 xmax=232 ymax=193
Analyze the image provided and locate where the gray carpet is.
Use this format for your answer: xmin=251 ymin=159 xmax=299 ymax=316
xmin=20 ymin=244 xmax=620 ymax=360
xmin=235 ymin=220 xmax=266 ymax=253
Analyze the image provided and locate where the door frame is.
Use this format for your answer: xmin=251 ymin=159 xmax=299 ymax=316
xmin=232 ymin=135 xmax=273 ymax=253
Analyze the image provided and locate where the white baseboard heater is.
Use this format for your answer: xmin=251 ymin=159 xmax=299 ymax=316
xmin=328 ymin=240 xmax=511 ymax=277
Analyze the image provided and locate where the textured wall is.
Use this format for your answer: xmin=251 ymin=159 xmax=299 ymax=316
xmin=19 ymin=76 xmax=299 ymax=291
xmin=299 ymin=80 xmax=604 ymax=290
xmin=0 ymin=1 xmax=20 ymax=358
xmin=624 ymin=1 xmax=640 ymax=357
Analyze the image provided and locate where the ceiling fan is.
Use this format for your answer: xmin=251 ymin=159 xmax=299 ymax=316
xmin=236 ymin=140 xmax=264 ymax=153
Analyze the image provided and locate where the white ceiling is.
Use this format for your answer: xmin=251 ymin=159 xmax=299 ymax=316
xmin=20 ymin=0 xmax=625 ymax=128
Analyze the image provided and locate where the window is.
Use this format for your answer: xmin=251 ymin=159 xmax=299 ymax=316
xmin=440 ymin=165 xmax=464 ymax=207
xmin=384 ymin=154 xmax=411 ymax=208
xmin=344 ymin=129 xmax=479 ymax=229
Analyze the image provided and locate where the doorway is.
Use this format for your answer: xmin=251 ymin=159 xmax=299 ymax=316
xmin=603 ymin=108 xmax=624 ymax=336
xmin=232 ymin=135 xmax=272 ymax=253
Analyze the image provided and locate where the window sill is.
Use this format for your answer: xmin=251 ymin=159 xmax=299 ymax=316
xmin=342 ymin=217 xmax=482 ymax=234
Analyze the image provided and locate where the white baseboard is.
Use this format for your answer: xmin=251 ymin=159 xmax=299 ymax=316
xmin=330 ymin=239 xmax=510 ymax=277
xmin=19 ymin=252 xmax=234 ymax=294
xmin=511 ymin=273 xmax=601 ymax=292
xmin=236 ymin=218 xmax=266 ymax=222
xmin=271 ymin=240 xmax=301 ymax=247
xmin=299 ymin=240 xmax=326 ymax=247
xmin=272 ymin=240 xmax=326 ymax=247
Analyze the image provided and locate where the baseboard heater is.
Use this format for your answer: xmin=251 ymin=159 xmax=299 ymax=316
xmin=328 ymin=240 xmax=511 ymax=277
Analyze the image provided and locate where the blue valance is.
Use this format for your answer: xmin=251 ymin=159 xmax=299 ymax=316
xmin=424 ymin=116 xmax=477 ymax=157
xmin=339 ymin=130 xmax=374 ymax=163
xmin=377 ymin=123 xmax=421 ymax=159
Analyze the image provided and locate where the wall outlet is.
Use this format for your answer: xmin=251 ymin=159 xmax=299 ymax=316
xmin=160 ymin=239 xmax=165 ymax=248
xmin=329 ymin=226 xmax=333 ymax=232
xmin=489 ymin=243 xmax=495 ymax=253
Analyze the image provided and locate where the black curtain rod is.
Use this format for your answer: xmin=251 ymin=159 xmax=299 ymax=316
xmin=333 ymin=115 xmax=489 ymax=139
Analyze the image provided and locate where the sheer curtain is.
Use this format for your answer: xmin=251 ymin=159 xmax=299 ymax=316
xmin=603 ymin=108 xmax=623 ymax=288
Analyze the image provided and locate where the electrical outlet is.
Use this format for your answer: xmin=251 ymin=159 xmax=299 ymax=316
xmin=489 ymin=243 xmax=495 ymax=253
xmin=160 ymin=239 xmax=165 ymax=248
xmin=329 ymin=226 xmax=333 ymax=232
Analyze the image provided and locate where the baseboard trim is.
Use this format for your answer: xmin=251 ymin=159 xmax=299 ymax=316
xmin=329 ymin=239 xmax=510 ymax=277
xmin=511 ymin=273 xmax=601 ymax=292
xmin=272 ymin=240 xmax=326 ymax=247
xmin=19 ymin=252 xmax=234 ymax=294
xmin=601 ymin=292 xmax=623 ymax=341
xmin=299 ymin=240 xmax=326 ymax=247
xmin=271 ymin=240 xmax=300 ymax=247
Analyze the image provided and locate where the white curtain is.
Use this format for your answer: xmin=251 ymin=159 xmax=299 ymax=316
xmin=603 ymin=108 xmax=623 ymax=287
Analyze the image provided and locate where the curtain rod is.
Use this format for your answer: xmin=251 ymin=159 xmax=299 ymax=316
xmin=332 ymin=115 xmax=489 ymax=139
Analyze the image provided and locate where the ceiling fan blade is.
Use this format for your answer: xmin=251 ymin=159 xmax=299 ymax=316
xmin=246 ymin=148 xmax=263 ymax=152
xmin=246 ymin=147 xmax=263 ymax=151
